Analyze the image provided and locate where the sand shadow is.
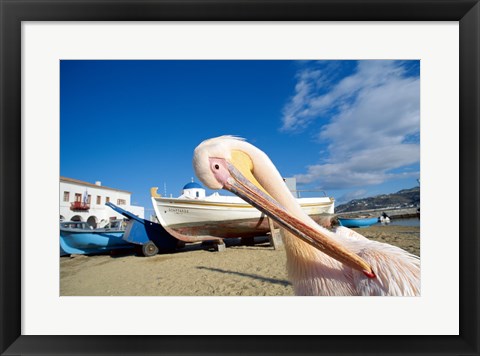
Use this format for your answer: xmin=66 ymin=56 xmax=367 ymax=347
xmin=196 ymin=266 xmax=291 ymax=287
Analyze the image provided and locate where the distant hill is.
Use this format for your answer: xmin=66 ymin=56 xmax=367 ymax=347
xmin=336 ymin=187 xmax=420 ymax=213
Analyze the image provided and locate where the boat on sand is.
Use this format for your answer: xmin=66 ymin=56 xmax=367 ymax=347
xmin=60 ymin=219 xmax=131 ymax=255
xmin=338 ymin=215 xmax=378 ymax=228
xmin=151 ymin=181 xmax=335 ymax=242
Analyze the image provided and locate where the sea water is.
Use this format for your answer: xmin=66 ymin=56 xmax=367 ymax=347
xmin=380 ymin=217 xmax=420 ymax=227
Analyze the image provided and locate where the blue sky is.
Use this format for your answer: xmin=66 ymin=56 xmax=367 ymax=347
xmin=60 ymin=60 xmax=420 ymax=215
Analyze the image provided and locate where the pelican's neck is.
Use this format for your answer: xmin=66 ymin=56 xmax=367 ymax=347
xmin=242 ymin=144 xmax=325 ymax=232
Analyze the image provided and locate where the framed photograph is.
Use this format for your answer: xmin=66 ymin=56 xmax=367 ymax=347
xmin=1 ymin=0 xmax=479 ymax=355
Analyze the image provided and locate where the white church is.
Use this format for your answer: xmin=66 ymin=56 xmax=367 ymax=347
xmin=60 ymin=176 xmax=144 ymax=228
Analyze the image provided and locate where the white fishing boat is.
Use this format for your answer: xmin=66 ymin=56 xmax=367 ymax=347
xmin=150 ymin=180 xmax=334 ymax=242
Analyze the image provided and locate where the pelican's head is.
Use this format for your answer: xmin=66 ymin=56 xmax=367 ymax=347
xmin=193 ymin=135 xmax=376 ymax=278
xmin=192 ymin=135 xmax=242 ymax=190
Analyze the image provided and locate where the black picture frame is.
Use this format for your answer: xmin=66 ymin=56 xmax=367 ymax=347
xmin=1 ymin=1 xmax=478 ymax=355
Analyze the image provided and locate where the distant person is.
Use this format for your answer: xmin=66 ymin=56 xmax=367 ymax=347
xmin=379 ymin=212 xmax=390 ymax=224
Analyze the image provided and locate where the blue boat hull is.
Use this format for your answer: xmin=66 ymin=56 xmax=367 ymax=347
xmin=60 ymin=230 xmax=132 ymax=255
xmin=105 ymin=202 xmax=179 ymax=252
xmin=338 ymin=217 xmax=378 ymax=228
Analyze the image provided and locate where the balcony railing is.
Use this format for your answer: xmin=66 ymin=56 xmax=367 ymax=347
xmin=70 ymin=201 xmax=90 ymax=211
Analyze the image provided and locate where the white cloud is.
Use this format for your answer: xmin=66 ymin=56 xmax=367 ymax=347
xmin=282 ymin=60 xmax=420 ymax=189
xmin=295 ymin=144 xmax=420 ymax=189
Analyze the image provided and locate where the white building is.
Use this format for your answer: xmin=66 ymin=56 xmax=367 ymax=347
xmin=179 ymin=181 xmax=206 ymax=199
xmin=60 ymin=177 xmax=144 ymax=228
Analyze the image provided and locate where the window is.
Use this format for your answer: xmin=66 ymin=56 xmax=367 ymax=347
xmin=75 ymin=193 xmax=82 ymax=202
xmin=96 ymin=196 xmax=101 ymax=205
xmin=87 ymin=195 xmax=91 ymax=204
xmin=63 ymin=191 xmax=70 ymax=202
xmin=106 ymin=197 xmax=110 ymax=203
xmin=117 ymin=199 xmax=126 ymax=205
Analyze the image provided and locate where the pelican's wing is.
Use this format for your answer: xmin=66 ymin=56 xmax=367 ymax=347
xmin=335 ymin=226 xmax=420 ymax=296
xmin=350 ymin=241 xmax=421 ymax=296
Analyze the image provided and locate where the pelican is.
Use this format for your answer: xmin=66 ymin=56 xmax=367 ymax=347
xmin=193 ymin=136 xmax=420 ymax=296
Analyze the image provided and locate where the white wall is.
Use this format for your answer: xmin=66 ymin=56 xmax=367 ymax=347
xmin=181 ymin=188 xmax=206 ymax=199
xmin=60 ymin=180 xmax=144 ymax=226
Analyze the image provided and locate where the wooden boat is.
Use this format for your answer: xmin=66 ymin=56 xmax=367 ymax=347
xmin=150 ymin=182 xmax=335 ymax=242
xmin=338 ymin=216 xmax=378 ymax=228
xmin=60 ymin=219 xmax=131 ymax=255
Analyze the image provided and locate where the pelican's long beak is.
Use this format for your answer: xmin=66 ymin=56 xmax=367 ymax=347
xmin=223 ymin=151 xmax=376 ymax=278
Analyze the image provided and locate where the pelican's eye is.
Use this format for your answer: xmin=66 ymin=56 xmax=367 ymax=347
xmin=208 ymin=157 xmax=231 ymax=188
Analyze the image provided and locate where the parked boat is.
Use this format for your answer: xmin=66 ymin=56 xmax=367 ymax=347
xmin=60 ymin=219 xmax=131 ymax=255
xmin=338 ymin=216 xmax=378 ymax=228
xmin=150 ymin=181 xmax=335 ymax=241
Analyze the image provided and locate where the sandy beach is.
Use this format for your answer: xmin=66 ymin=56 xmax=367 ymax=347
xmin=60 ymin=225 xmax=420 ymax=296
